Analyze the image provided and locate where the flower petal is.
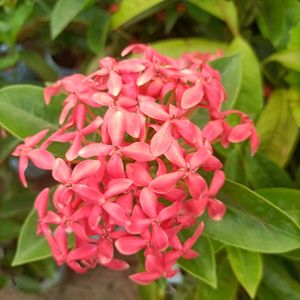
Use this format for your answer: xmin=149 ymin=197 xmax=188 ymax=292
xmin=122 ymin=142 xmax=155 ymax=161
xmin=150 ymin=121 xmax=173 ymax=157
xmin=115 ymin=236 xmax=148 ymax=255
xmin=52 ymin=158 xmax=70 ymax=184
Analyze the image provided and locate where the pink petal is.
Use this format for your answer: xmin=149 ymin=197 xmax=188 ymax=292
xmin=65 ymin=134 xmax=82 ymax=161
xmin=25 ymin=129 xmax=49 ymax=147
xmin=88 ymin=205 xmax=102 ymax=230
xmin=71 ymin=159 xmax=101 ymax=182
xmin=139 ymin=101 xmax=168 ymax=121
xmin=59 ymin=94 xmax=77 ymax=125
xmin=126 ymin=163 xmax=152 ymax=186
xmin=189 ymin=147 xmax=210 ymax=170
xmin=149 ymin=171 xmax=183 ymax=194
xmin=184 ymin=222 xmax=204 ymax=250
xmin=123 ymin=110 xmax=140 ymax=138
xmin=108 ymin=70 xmax=122 ymax=96
xmin=207 ymin=199 xmax=226 ymax=221
xmin=79 ymin=143 xmax=113 ymax=158
xmin=181 ymin=83 xmax=204 ymax=109
xmin=122 ymin=142 xmax=155 ymax=161
xmin=43 ymin=83 xmax=61 ymax=105
xmin=139 ymin=187 xmax=157 ymax=218
xmin=228 ymin=123 xmax=252 ymax=143
xmin=104 ymin=178 xmax=132 ymax=198
xmin=164 ymin=138 xmax=186 ymax=168
xmin=106 ymin=153 xmax=125 ymax=178
xmin=97 ymin=239 xmax=114 ymax=265
xmin=129 ymin=272 xmax=161 ymax=285
xmin=152 ymin=224 xmax=169 ymax=251
xmin=18 ymin=155 xmax=29 ymax=187
xmin=202 ymin=120 xmax=223 ymax=141
xmin=115 ymin=236 xmax=148 ymax=255
xmin=158 ymin=201 xmax=179 ymax=222
xmin=104 ymin=259 xmax=129 ymax=270
xmin=183 ymin=198 xmax=208 ymax=217
xmin=92 ymin=92 xmax=114 ymax=106
xmin=209 ymin=170 xmax=225 ymax=196
xmin=34 ymin=188 xmax=49 ymax=219
xmin=52 ymin=158 xmax=70 ymax=184
xmin=145 ymin=254 xmax=163 ymax=273
xmin=108 ymin=110 xmax=126 ymax=146
xmin=150 ymin=121 xmax=173 ymax=157
xmin=27 ymin=149 xmax=55 ymax=170
xmin=73 ymin=184 xmax=103 ymax=203
xmin=102 ymin=202 xmax=130 ymax=226
xmin=74 ymin=103 xmax=86 ymax=130
xmin=81 ymin=116 xmax=103 ymax=135
xmin=68 ymin=244 xmax=97 ymax=261
xmin=250 ymin=130 xmax=260 ymax=156
xmin=186 ymin=173 xmax=207 ymax=199
xmin=201 ymin=155 xmax=223 ymax=172
xmin=137 ymin=65 xmax=155 ymax=86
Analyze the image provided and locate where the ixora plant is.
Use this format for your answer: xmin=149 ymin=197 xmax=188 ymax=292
xmin=12 ymin=44 xmax=258 ymax=284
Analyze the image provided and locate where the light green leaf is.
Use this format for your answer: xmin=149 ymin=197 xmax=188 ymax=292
xmin=88 ymin=9 xmax=111 ymax=56
xmin=227 ymin=37 xmax=263 ymax=118
xmin=256 ymin=188 xmax=300 ymax=228
xmin=0 ymin=136 xmax=19 ymax=164
xmin=51 ymin=0 xmax=91 ymax=39
xmin=151 ymin=38 xmax=227 ymax=58
xmin=12 ymin=209 xmax=51 ymax=266
xmin=258 ymin=256 xmax=300 ymax=300
xmin=288 ymin=88 xmax=300 ymax=127
xmin=256 ymin=89 xmax=299 ymax=167
xmin=138 ymin=282 xmax=162 ymax=300
xmin=187 ymin=0 xmax=239 ymax=36
xmin=227 ymin=246 xmax=263 ymax=298
xmin=204 ymin=179 xmax=300 ymax=253
xmin=0 ymin=85 xmax=61 ymax=140
xmin=265 ymin=50 xmax=300 ymax=72
xmin=179 ymin=235 xmax=217 ymax=288
xmin=195 ymin=258 xmax=238 ymax=300
xmin=210 ymin=54 xmax=242 ymax=110
xmin=111 ymin=0 xmax=165 ymax=30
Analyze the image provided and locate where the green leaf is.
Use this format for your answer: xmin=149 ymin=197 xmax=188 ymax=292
xmin=195 ymin=258 xmax=238 ymax=300
xmin=138 ymin=282 xmax=162 ymax=300
xmin=258 ymin=256 xmax=300 ymax=300
xmin=51 ymin=0 xmax=91 ymax=39
xmin=227 ymin=246 xmax=263 ymax=298
xmin=265 ymin=50 xmax=300 ymax=72
xmin=256 ymin=0 xmax=300 ymax=49
xmin=187 ymin=0 xmax=239 ymax=36
xmin=227 ymin=37 xmax=263 ymax=118
xmin=151 ymin=38 xmax=227 ymax=58
xmin=0 ymin=50 xmax=19 ymax=70
xmin=13 ymin=275 xmax=41 ymax=293
xmin=0 ymin=85 xmax=61 ymax=140
xmin=204 ymin=179 xmax=300 ymax=253
xmin=88 ymin=9 xmax=111 ymax=56
xmin=210 ymin=54 xmax=242 ymax=109
xmin=256 ymin=188 xmax=300 ymax=228
xmin=0 ymin=136 xmax=19 ymax=164
xmin=0 ymin=274 xmax=7 ymax=290
xmin=288 ymin=88 xmax=300 ymax=127
xmin=0 ymin=219 xmax=21 ymax=243
xmin=111 ymin=0 xmax=165 ymax=30
xmin=21 ymin=50 xmax=58 ymax=81
xmin=256 ymin=89 xmax=299 ymax=167
xmin=12 ymin=209 xmax=51 ymax=266
xmin=179 ymin=235 xmax=217 ymax=288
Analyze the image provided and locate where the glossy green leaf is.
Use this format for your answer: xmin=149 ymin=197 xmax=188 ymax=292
xmin=288 ymin=88 xmax=300 ymax=127
xmin=0 ymin=85 xmax=61 ymax=140
xmin=256 ymin=188 xmax=300 ymax=228
xmin=187 ymin=0 xmax=239 ymax=36
xmin=88 ymin=9 xmax=111 ymax=56
xmin=111 ymin=0 xmax=165 ymax=30
xmin=0 ymin=136 xmax=19 ymax=164
xmin=195 ymin=258 xmax=238 ymax=300
xmin=210 ymin=54 xmax=242 ymax=109
xmin=227 ymin=246 xmax=263 ymax=298
xmin=265 ymin=50 xmax=300 ymax=72
xmin=258 ymin=256 xmax=300 ymax=300
xmin=227 ymin=37 xmax=263 ymax=118
xmin=282 ymin=248 xmax=300 ymax=261
xmin=51 ymin=0 xmax=90 ymax=39
xmin=151 ymin=38 xmax=227 ymax=58
xmin=204 ymin=179 xmax=300 ymax=253
xmin=179 ymin=235 xmax=217 ymax=288
xmin=21 ymin=50 xmax=58 ymax=81
xmin=12 ymin=209 xmax=51 ymax=266
xmin=256 ymin=89 xmax=299 ymax=167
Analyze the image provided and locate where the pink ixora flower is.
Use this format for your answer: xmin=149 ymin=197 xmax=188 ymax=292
xmin=14 ymin=44 xmax=259 ymax=285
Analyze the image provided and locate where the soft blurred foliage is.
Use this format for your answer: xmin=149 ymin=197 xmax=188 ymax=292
xmin=0 ymin=0 xmax=300 ymax=299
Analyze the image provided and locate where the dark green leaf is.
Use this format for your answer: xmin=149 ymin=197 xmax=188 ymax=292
xmin=0 ymin=85 xmax=61 ymax=140
xmin=51 ymin=0 xmax=91 ymax=39
xmin=0 ymin=50 xmax=19 ymax=70
xmin=210 ymin=54 xmax=242 ymax=109
xmin=88 ymin=9 xmax=111 ymax=56
xmin=12 ymin=209 xmax=51 ymax=266
xmin=204 ymin=179 xmax=300 ymax=253
xmin=13 ymin=275 xmax=41 ymax=293
xmin=179 ymin=235 xmax=217 ymax=288
xmin=256 ymin=188 xmax=300 ymax=227
xmin=227 ymin=246 xmax=263 ymax=298
xmin=0 ymin=274 xmax=7 ymax=290
xmin=288 ymin=88 xmax=300 ymax=127
xmin=0 ymin=219 xmax=21 ymax=243
xmin=256 ymin=89 xmax=299 ymax=167
xmin=227 ymin=37 xmax=263 ymax=118
xmin=0 ymin=136 xmax=19 ymax=165
xmin=265 ymin=50 xmax=300 ymax=72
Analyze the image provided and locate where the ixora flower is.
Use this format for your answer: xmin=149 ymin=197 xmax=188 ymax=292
xmin=14 ymin=44 xmax=259 ymax=284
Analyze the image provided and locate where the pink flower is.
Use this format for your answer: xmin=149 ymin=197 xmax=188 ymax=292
xmin=14 ymin=44 xmax=259 ymax=285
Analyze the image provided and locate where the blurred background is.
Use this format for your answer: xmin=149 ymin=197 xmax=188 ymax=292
xmin=0 ymin=0 xmax=300 ymax=299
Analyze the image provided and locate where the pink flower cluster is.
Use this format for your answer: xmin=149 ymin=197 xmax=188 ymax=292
xmin=13 ymin=44 xmax=259 ymax=284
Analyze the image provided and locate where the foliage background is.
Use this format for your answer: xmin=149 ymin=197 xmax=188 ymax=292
xmin=0 ymin=0 xmax=300 ymax=299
